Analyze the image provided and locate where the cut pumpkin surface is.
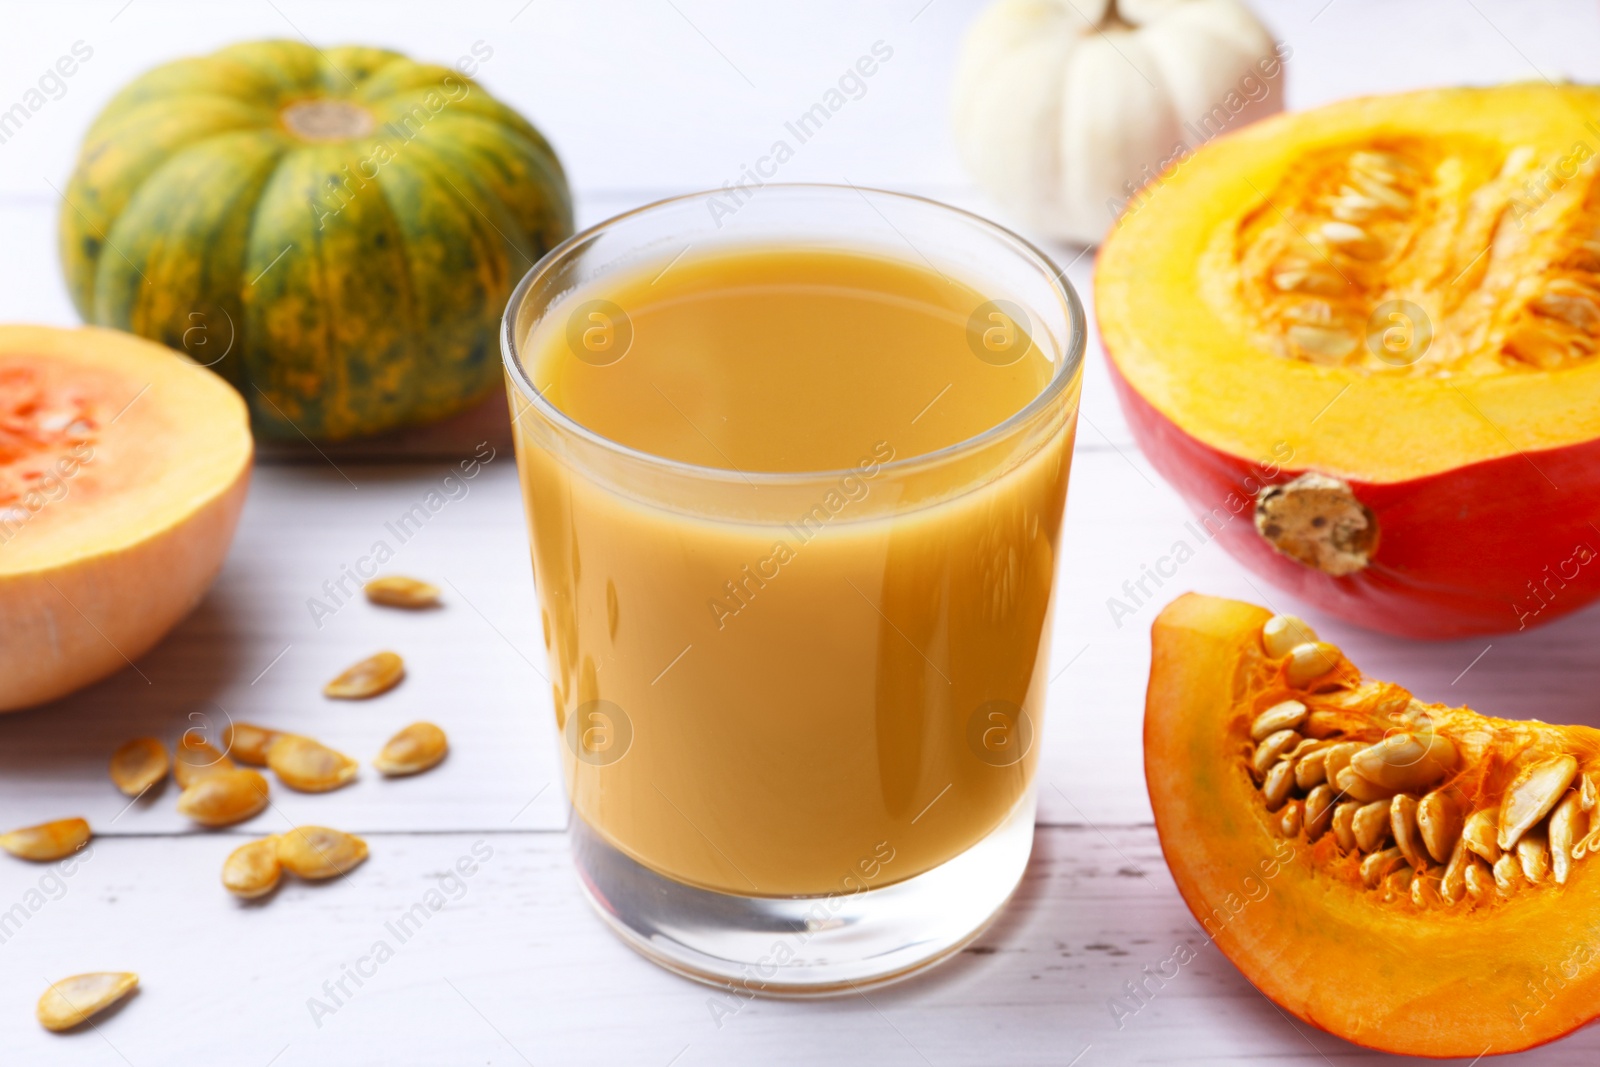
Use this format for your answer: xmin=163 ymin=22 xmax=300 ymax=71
xmin=1147 ymin=593 xmax=1600 ymax=1057
xmin=1099 ymin=84 xmax=1600 ymax=637
xmin=0 ymin=325 xmax=251 ymax=711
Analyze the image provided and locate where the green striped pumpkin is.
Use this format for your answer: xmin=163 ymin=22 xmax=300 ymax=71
xmin=60 ymin=40 xmax=572 ymax=441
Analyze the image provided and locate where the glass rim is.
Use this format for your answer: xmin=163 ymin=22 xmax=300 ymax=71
xmin=500 ymin=182 xmax=1087 ymax=486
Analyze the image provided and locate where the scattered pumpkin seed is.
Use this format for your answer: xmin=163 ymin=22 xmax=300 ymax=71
xmin=0 ymin=818 xmax=91 ymax=862
xmin=173 ymin=734 xmax=235 ymax=788
xmin=37 ymin=973 xmax=138 ymax=1032
xmin=222 ymin=836 xmax=282 ymax=899
xmin=364 ymin=575 xmax=441 ymax=609
xmin=108 ymin=738 xmax=168 ymax=797
xmin=267 ymin=734 xmax=358 ymax=793
xmin=222 ymin=722 xmax=280 ymax=767
xmin=176 ymin=769 xmax=270 ymax=827
xmin=277 ymin=825 xmax=368 ymax=880
xmin=375 ymin=721 xmax=449 ymax=777
xmin=324 ymin=651 xmax=405 ymax=699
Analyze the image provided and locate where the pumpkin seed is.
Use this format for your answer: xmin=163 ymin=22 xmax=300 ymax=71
xmin=1582 ymin=772 xmax=1598 ymax=813
xmin=222 ymin=836 xmax=282 ymax=899
xmin=1440 ymin=839 xmax=1469 ymax=904
xmin=176 ymin=769 xmax=269 ymax=827
xmin=1380 ymin=866 xmax=1414 ymax=904
xmin=1278 ymin=799 xmax=1303 ymax=837
xmin=1321 ymin=742 xmax=1365 ymax=785
xmin=1410 ymin=867 xmax=1442 ymax=908
xmin=324 ymin=651 xmax=405 ymax=699
xmin=1416 ymin=790 xmax=1462 ymax=865
xmin=1284 ymin=642 xmax=1343 ymax=688
xmin=1332 ymin=801 xmax=1359 ymax=851
xmin=1493 ymin=852 xmax=1523 ymax=896
xmin=1498 ymin=755 xmax=1578 ymax=851
xmin=222 ymin=722 xmax=280 ymax=767
xmin=1288 ymin=324 xmax=1359 ymax=360
xmin=374 ymin=721 xmax=449 ymax=777
xmin=37 ymin=973 xmax=137 ymax=1032
xmin=1348 ymin=731 xmax=1457 ymax=792
xmin=1391 ymin=794 xmax=1429 ymax=871
xmin=1250 ymin=699 xmax=1308 ymax=741
xmin=1550 ymin=791 xmax=1584 ymax=885
xmin=109 ymin=738 xmax=168 ymax=797
xmin=1517 ymin=831 xmax=1551 ymax=885
xmin=267 ymin=735 xmax=358 ymax=793
xmin=1334 ymin=764 xmax=1396 ymax=804
xmin=277 ymin=825 xmax=368 ymax=880
xmin=1252 ymin=729 xmax=1301 ymax=778
xmin=1353 ymin=800 xmax=1392 ymax=853
xmin=1294 ymin=748 xmax=1329 ymax=790
xmin=364 ymin=575 xmax=441 ymax=608
xmin=1464 ymin=855 xmax=1492 ymax=902
xmin=0 ymin=818 xmax=90 ymax=861
xmin=1261 ymin=615 xmax=1318 ymax=658
xmin=173 ymin=735 xmax=234 ymax=788
xmin=1261 ymin=760 xmax=1295 ymax=811
xmin=1304 ymin=784 xmax=1335 ymax=840
xmin=1361 ymin=847 xmax=1405 ymax=889
xmin=1462 ymin=808 xmax=1502 ymax=863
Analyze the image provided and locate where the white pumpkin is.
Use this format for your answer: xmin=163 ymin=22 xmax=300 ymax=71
xmin=952 ymin=0 xmax=1287 ymax=245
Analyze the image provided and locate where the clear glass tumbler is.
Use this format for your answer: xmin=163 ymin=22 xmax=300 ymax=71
xmin=502 ymin=184 xmax=1084 ymax=994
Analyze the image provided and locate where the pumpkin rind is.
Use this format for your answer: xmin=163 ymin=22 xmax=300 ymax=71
xmin=61 ymin=39 xmax=573 ymax=440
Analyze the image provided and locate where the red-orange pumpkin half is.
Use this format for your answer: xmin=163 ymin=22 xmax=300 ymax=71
xmin=1097 ymin=84 xmax=1600 ymax=638
xmin=1148 ymin=592 xmax=1600 ymax=1056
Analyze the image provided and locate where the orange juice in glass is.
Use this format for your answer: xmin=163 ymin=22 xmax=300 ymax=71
xmin=503 ymin=185 xmax=1083 ymax=992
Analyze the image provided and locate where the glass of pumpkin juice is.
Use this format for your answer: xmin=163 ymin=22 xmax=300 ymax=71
xmin=502 ymin=184 xmax=1084 ymax=993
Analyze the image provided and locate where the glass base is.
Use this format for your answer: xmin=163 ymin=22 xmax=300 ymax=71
xmin=569 ymin=789 xmax=1036 ymax=996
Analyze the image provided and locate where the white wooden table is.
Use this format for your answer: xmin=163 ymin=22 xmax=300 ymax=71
xmin=4 ymin=2 xmax=1600 ymax=1063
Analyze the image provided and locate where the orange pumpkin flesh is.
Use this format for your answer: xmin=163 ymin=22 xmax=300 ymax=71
xmin=1099 ymin=85 xmax=1600 ymax=638
xmin=1147 ymin=592 xmax=1600 ymax=1057
xmin=0 ymin=325 xmax=251 ymax=711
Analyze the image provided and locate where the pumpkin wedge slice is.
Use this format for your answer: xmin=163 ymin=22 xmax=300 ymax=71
xmin=0 ymin=325 xmax=251 ymax=711
xmin=1146 ymin=592 xmax=1600 ymax=1057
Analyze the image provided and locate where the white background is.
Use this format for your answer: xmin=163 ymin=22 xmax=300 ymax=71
xmin=2 ymin=1 xmax=1600 ymax=1063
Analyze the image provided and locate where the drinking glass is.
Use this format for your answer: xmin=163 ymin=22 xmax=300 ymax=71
xmin=502 ymin=184 xmax=1084 ymax=993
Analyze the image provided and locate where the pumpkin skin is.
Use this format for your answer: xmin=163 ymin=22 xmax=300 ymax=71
xmin=1147 ymin=593 xmax=1600 ymax=1057
xmin=1097 ymin=85 xmax=1600 ymax=638
xmin=60 ymin=40 xmax=573 ymax=441
xmin=0 ymin=325 xmax=252 ymax=711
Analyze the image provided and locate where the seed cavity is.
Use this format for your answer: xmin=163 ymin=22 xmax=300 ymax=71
xmin=1246 ymin=614 xmax=1594 ymax=912
xmin=37 ymin=973 xmax=137 ymax=1032
xmin=0 ymin=818 xmax=91 ymax=862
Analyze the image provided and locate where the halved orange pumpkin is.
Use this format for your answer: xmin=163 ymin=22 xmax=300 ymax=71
xmin=1148 ymin=591 xmax=1600 ymax=1056
xmin=1100 ymin=85 xmax=1600 ymax=638
xmin=0 ymin=325 xmax=251 ymax=711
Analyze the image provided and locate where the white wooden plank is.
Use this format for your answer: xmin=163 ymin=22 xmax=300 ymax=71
xmin=5 ymin=825 xmax=1590 ymax=1066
